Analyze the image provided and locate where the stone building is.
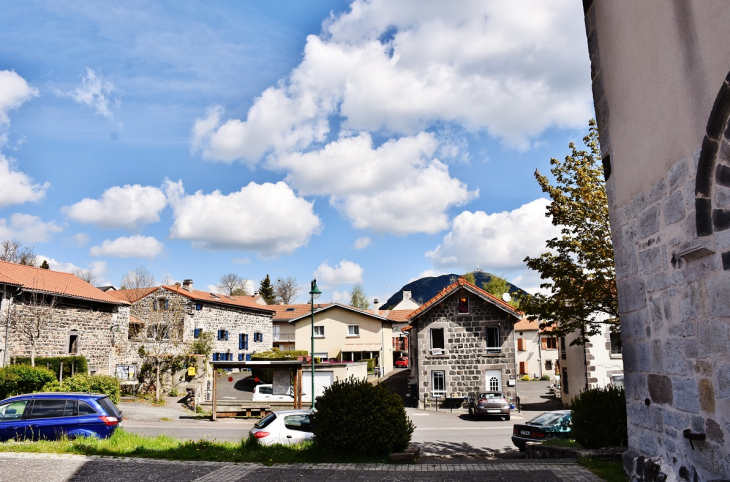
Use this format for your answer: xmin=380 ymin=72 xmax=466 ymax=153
xmin=406 ymin=277 xmax=521 ymax=409
xmin=0 ymin=260 xmax=130 ymax=375
xmin=583 ymin=1 xmax=730 ymax=479
xmin=112 ymin=279 xmax=275 ymax=363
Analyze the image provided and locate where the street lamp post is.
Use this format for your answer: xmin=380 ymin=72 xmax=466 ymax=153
xmin=309 ymin=279 xmax=321 ymax=409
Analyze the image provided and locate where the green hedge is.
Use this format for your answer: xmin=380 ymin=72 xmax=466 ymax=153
xmin=250 ymin=350 xmax=308 ymax=383
xmin=0 ymin=365 xmax=56 ymax=400
xmin=12 ymin=356 xmax=88 ymax=381
xmin=43 ymin=374 xmax=121 ymax=404
xmin=312 ymin=376 xmax=414 ymax=456
xmin=361 ymin=358 xmax=376 ymax=372
xmin=571 ymin=385 xmax=627 ymax=449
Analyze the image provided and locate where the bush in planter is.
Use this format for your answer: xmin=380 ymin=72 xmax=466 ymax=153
xmin=0 ymin=365 xmax=56 ymax=399
xmin=540 ymin=374 xmax=552 ymax=381
xmin=312 ymin=376 xmax=414 ymax=456
xmin=43 ymin=374 xmax=121 ymax=404
xmin=571 ymin=385 xmax=627 ymax=449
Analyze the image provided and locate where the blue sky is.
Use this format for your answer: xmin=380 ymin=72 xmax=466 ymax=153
xmin=0 ymin=0 xmax=593 ymax=304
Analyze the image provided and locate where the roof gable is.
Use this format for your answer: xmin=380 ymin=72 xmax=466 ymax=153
xmin=288 ymin=303 xmax=390 ymax=324
xmin=407 ymin=277 xmax=521 ymax=321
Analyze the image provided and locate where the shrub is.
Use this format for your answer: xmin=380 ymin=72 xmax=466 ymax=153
xmin=361 ymin=358 xmax=376 ymax=372
xmin=0 ymin=365 xmax=56 ymax=399
xmin=12 ymin=356 xmax=88 ymax=381
xmin=571 ymin=385 xmax=627 ymax=449
xmin=312 ymin=376 xmax=414 ymax=456
xmin=43 ymin=374 xmax=122 ymax=404
xmin=520 ymin=375 xmax=531 ymax=381
xmin=540 ymin=374 xmax=552 ymax=381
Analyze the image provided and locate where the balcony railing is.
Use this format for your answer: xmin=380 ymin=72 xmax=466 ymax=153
xmin=273 ymin=333 xmax=295 ymax=342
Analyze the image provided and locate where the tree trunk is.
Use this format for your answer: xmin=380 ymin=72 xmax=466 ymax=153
xmin=30 ymin=344 xmax=35 ymax=367
xmin=155 ymin=363 xmax=161 ymax=403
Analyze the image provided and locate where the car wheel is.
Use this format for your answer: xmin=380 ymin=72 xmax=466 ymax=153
xmin=504 ymin=415 xmax=510 ymax=421
xmin=518 ymin=444 xmax=526 ymax=452
xmin=468 ymin=406 xmax=474 ymax=417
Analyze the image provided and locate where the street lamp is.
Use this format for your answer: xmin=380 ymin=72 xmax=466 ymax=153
xmin=309 ymin=279 xmax=321 ymax=409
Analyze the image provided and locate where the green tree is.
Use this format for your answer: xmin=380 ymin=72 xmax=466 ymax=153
xmin=349 ymin=283 xmax=369 ymax=309
xmin=483 ymin=275 xmax=520 ymax=308
xmin=462 ymin=272 xmax=476 ymax=285
xmin=520 ymin=119 xmax=618 ymax=344
xmin=39 ymin=260 xmax=50 ymax=269
xmin=258 ymin=274 xmax=276 ymax=305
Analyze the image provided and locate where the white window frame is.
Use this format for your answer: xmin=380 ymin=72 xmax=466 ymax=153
xmin=313 ymin=326 xmax=325 ymax=338
xmin=485 ymin=326 xmax=501 ymax=354
xmin=347 ymin=325 xmax=360 ymax=337
xmin=431 ymin=370 xmax=446 ymax=397
xmin=610 ymin=333 xmax=622 ymax=358
xmin=430 ymin=327 xmax=445 ymax=355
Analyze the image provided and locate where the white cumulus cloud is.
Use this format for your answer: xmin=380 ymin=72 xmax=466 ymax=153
xmin=64 ymin=184 xmax=167 ymax=230
xmin=426 ymin=198 xmax=560 ymax=270
xmin=63 ymin=68 xmax=120 ymax=120
xmin=0 ymin=154 xmax=50 ymax=208
xmin=0 ymin=213 xmax=62 ymax=243
xmin=90 ymin=235 xmax=164 ymax=258
xmin=0 ymin=70 xmax=39 ymax=125
xmin=353 ymin=237 xmax=371 ymax=250
xmin=165 ymin=180 xmax=321 ymax=257
xmin=314 ymin=260 xmax=364 ymax=287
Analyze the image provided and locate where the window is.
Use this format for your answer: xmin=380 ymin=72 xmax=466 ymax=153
xmin=430 ymin=328 xmax=445 ymax=354
xmin=68 ymin=332 xmax=79 ymax=354
xmin=195 ymin=303 xmax=202 ymax=311
xmin=213 ymin=353 xmax=220 ymax=361
xmin=285 ymin=308 xmax=295 ymax=312
xmin=560 ymin=337 xmax=566 ymax=359
xmin=610 ymin=333 xmax=622 ymax=356
xmin=517 ymin=338 xmax=525 ymax=351
xmin=488 ymin=375 xmax=500 ymax=391
xmin=284 ymin=414 xmax=312 ymax=432
xmin=0 ymin=400 xmax=28 ymax=421
xmin=152 ymin=300 xmax=158 ymax=310
xmin=431 ymin=370 xmax=446 ymax=397
xmin=485 ymin=327 xmax=500 ymax=353
xmin=154 ymin=298 xmax=169 ymax=310
xmin=347 ymin=325 xmax=359 ymax=337
xmin=545 ymin=360 xmax=553 ymax=371
xmin=519 ymin=361 xmax=528 ymax=375
xmin=254 ymin=332 xmax=263 ymax=342
xmin=239 ymin=333 xmax=249 ymax=350
xmin=217 ymin=329 xmax=229 ymax=341
xmin=238 ymin=353 xmax=244 ymax=361
xmin=313 ymin=326 xmax=325 ymax=338
xmin=458 ymin=296 xmax=469 ymax=314
xmin=259 ymin=386 xmax=273 ymax=395
xmin=77 ymin=401 xmax=98 ymax=415
xmin=29 ymin=399 xmax=69 ymax=419
xmin=611 ymin=375 xmax=624 ymax=389
xmin=97 ymin=397 xmax=121 ymax=418
xmin=543 ymin=337 xmax=558 ymax=350
xmin=194 ymin=328 xmax=202 ymax=339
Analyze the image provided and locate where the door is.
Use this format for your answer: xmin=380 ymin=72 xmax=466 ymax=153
xmin=26 ymin=399 xmax=77 ymax=440
xmin=280 ymin=413 xmax=313 ymax=445
xmin=0 ymin=399 xmax=30 ymax=442
xmin=301 ymin=371 xmax=333 ymax=401
xmin=485 ymin=369 xmax=503 ymax=392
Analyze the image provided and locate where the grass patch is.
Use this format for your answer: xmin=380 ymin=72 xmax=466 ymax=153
xmin=541 ymin=438 xmax=581 ymax=448
xmin=0 ymin=429 xmax=389 ymax=464
xmin=578 ymin=457 xmax=625 ymax=482
xmin=159 ymin=418 xmax=173 ymax=422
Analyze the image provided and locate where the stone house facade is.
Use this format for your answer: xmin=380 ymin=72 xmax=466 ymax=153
xmin=407 ymin=277 xmax=521 ymax=409
xmin=0 ymin=260 xmax=130 ymax=375
xmin=583 ymin=2 xmax=730 ymax=480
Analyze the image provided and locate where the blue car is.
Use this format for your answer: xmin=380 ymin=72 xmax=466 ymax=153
xmin=0 ymin=393 xmax=123 ymax=442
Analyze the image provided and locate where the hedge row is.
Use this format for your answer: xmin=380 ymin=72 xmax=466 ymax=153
xmin=43 ymin=374 xmax=121 ymax=404
xmin=12 ymin=356 xmax=88 ymax=381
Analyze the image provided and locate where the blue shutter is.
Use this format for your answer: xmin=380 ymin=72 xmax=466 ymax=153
xmin=153 ymin=301 xmax=158 ymax=310
xmin=246 ymin=354 xmax=251 ymax=361
xmin=164 ymin=299 xmax=170 ymax=310
xmin=225 ymin=330 xmax=229 ymax=341
xmin=238 ymin=353 xmax=244 ymax=361
xmin=239 ymin=333 xmax=244 ymax=350
xmin=194 ymin=328 xmax=201 ymax=339
xmin=244 ymin=334 xmax=249 ymax=350
xmin=213 ymin=353 xmax=219 ymax=361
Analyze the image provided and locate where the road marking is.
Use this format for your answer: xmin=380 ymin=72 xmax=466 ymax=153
xmin=414 ymin=427 xmax=512 ymax=431
xmin=410 ymin=413 xmax=430 ymax=416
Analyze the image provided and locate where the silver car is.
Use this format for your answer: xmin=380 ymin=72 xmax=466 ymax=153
xmin=468 ymin=391 xmax=511 ymax=420
xmin=249 ymin=409 xmax=314 ymax=446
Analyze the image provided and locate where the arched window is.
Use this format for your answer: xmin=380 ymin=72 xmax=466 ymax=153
xmin=489 ymin=376 xmax=499 ymax=391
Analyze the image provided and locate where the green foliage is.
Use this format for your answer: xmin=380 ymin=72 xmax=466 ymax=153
xmin=0 ymin=365 xmax=56 ymax=399
xmin=349 ymin=283 xmax=370 ymax=309
xmin=482 ymin=275 xmax=521 ymax=308
xmin=462 ymin=272 xmax=476 ymax=285
xmin=312 ymin=377 xmax=414 ymax=456
xmin=521 ymin=119 xmax=618 ymax=344
xmin=571 ymin=385 xmax=627 ymax=449
xmin=361 ymin=358 xmax=376 ymax=372
xmin=43 ymin=374 xmax=122 ymax=404
xmin=250 ymin=350 xmax=308 ymax=383
xmin=520 ymin=375 xmax=531 ymax=381
xmin=191 ymin=331 xmax=215 ymax=356
xmin=13 ymin=356 xmax=88 ymax=381
xmin=540 ymin=374 xmax=552 ymax=381
xmin=258 ymin=274 xmax=276 ymax=305
xmin=40 ymin=260 xmax=50 ymax=269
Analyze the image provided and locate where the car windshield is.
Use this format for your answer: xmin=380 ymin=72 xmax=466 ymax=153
xmin=478 ymin=392 xmax=504 ymax=399
xmin=528 ymin=412 xmax=567 ymax=426
xmin=255 ymin=413 xmax=277 ymax=429
xmin=0 ymin=400 xmax=27 ymax=421
xmin=96 ymin=397 xmax=122 ymax=418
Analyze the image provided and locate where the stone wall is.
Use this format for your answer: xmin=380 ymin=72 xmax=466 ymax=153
xmin=414 ymin=290 xmax=516 ymax=409
xmin=0 ymin=293 xmax=130 ymax=375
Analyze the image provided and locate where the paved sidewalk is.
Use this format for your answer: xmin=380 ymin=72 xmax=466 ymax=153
xmin=0 ymin=452 xmax=603 ymax=481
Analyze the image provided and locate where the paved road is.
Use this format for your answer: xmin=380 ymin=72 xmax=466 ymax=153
xmin=0 ymin=452 xmax=602 ymax=481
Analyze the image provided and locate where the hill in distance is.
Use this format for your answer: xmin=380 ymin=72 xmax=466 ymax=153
xmin=380 ymin=271 xmax=528 ymax=310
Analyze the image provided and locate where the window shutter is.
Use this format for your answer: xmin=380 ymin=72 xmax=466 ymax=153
xmin=213 ymin=353 xmax=219 ymax=361
xmin=517 ymin=338 xmax=525 ymax=351
xmin=153 ymin=301 xmax=158 ymax=310
xmin=225 ymin=330 xmax=229 ymax=341
xmin=519 ymin=361 xmax=526 ymax=374
xmin=194 ymin=328 xmax=201 ymax=339
xmin=239 ymin=333 xmax=244 ymax=350
xmin=238 ymin=353 xmax=243 ymax=361
xmin=541 ymin=338 xmax=548 ymax=350
xmin=244 ymin=334 xmax=249 ymax=350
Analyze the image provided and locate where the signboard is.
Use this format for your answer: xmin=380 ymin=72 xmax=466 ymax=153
xmin=273 ymin=370 xmax=290 ymax=395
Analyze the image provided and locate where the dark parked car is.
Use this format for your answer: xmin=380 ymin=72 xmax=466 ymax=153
xmin=395 ymin=357 xmax=409 ymax=368
xmin=511 ymin=410 xmax=572 ymax=451
xmin=467 ymin=391 xmax=511 ymax=420
xmin=0 ymin=393 xmax=123 ymax=442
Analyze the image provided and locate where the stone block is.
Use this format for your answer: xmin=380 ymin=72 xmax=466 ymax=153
xmin=647 ymin=178 xmax=667 ymax=205
xmin=617 ymin=278 xmax=647 ymax=313
xmin=707 ymin=277 xmax=730 ymax=317
xmin=638 ymin=247 xmax=662 ymax=275
xmin=680 ymin=282 xmax=706 ymax=322
xmin=663 ymin=339 xmax=687 ymax=375
xmin=648 ymin=374 xmax=673 ymax=404
xmin=698 ymin=319 xmax=730 ymax=357
xmin=651 ymin=340 xmax=664 ymax=374
xmin=668 ymin=157 xmax=689 ymax=192
xmin=706 ymin=418 xmax=724 ymax=443
xmin=663 ymin=409 xmax=689 ymax=430
xmin=625 ymin=308 xmax=648 ymax=341
xmin=639 ymin=204 xmax=661 ymax=238
xmin=684 ymin=339 xmax=698 ymax=359
xmin=699 ymin=379 xmax=715 ymax=413
xmin=663 ymin=190 xmax=686 ymax=225
xmin=648 ymin=297 xmax=664 ymax=330
xmin=715 ymin=362 xmax=730 ymax=399
xmin=627 ymin=403 xmax=663 ymax=430
xmin=672 ymin=378 xmax=700 ymax=413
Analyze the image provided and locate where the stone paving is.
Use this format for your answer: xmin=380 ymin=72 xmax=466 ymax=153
xmin=0 ymin=452 xmax=603 ymax=481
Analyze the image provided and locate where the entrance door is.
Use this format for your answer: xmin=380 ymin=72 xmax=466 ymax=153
xmin=301 ymin=371 xmax=334 ymax=401
xmin=485 ymin=369 xmax=502 ymax=392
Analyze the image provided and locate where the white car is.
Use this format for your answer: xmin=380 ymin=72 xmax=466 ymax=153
xmin=249 ymin=409 xmax=314 ymax=445
xmin=251 ymin=384 xmax=310 ymax=402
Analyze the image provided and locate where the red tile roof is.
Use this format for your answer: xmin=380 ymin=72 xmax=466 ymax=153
xmin=382 ymin=309 xmax=414 ymax=322
xmin=407 ymin=277 xmax=522 ymax=321
xmin=160 ymin=285 xmax=275 ymax=315
xmin=513 ymin=316 xmax=555 ymax=333
xmin=108 ymin=287 xmax=159 ymax=303
xmin=286 ymin=302 xmax=392 ymax=324
xmin=271 ymin=303 xmax=332 ymax=321
xmin=0 ymin=260 xmax=128 ymax=305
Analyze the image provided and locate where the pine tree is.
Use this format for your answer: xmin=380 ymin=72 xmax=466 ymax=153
xmin=258 ymin=274 xmax=276 ymax=305
xmin=40 ymin=260 xmax=50 ymax=270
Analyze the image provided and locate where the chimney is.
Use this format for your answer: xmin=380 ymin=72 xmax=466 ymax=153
xmin=403 ymin=291 xmax=412 ymax=300
xmin=373 ymin=298 xmax=379 ymax=316
xmin=182 ymin=279 xmax=193 ymax=292
xmin=174 ymin=282 xmax=181 ymax=287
